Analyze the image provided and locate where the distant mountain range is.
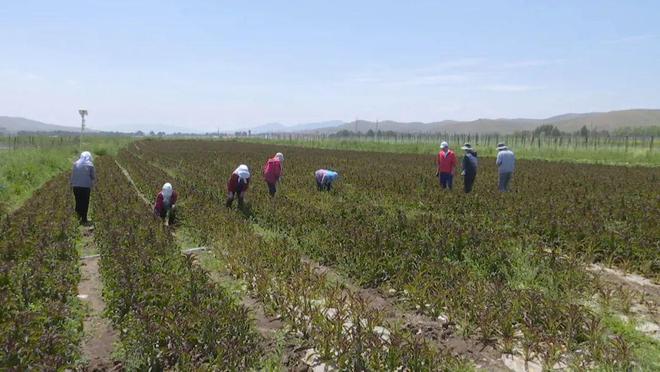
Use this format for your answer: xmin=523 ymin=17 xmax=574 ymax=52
xmin=0 ymin=116 xmax=94 ymax=134
xmin=244 ymin=120 xmax=344 ymax=134
xmin=304 ymin=109 xmax=660 ymax=135
xmin=2 ymin=109 xmax=659 ymax=135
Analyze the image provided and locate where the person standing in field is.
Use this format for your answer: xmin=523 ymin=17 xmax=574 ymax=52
xmin=496 ymin=143 xmax=515 ymax=192
xmin=263 ymin=152 xmax=284 ymax=197
xmin=460 ymin=143 xmax=478 ymax=193
xmin=436 ymin=141 xmax=457 ymax=190
xmin=226 ymin=164 xmax=251 ymax=208
xmin=70 ymin=151 xmax=95 ymax=224
xmin=315 ymin=169 xmax=339 ymax=191
xmin=154 ymin=182 xmax=178 ymax=225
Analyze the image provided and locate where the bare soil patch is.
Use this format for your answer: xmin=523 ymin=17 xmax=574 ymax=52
xmin=79 ymin=254 xmax=121 ymax=371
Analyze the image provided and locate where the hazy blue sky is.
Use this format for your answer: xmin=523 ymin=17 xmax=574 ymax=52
xmin=1 ymin=0 xmax=659 ymax=132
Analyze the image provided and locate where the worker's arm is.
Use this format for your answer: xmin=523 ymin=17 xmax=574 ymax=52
xmin=496 ymin=152 xmax=502 ymax=166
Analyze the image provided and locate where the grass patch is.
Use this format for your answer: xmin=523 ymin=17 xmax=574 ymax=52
xmin=234 ymin=137 xmax=660 ymax=166
xmin=602 ymin=313 xmax=660 ymax=370
xmin=0 ymin=136 xmax=133 ymax=212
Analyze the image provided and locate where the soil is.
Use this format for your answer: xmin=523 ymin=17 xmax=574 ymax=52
xmin=78 ymin=240 xmax=121 ymax=371
xmin=588 ymin=264 xmax=660 ymax=302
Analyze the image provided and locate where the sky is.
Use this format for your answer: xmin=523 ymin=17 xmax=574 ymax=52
xmin=1 ymin=0 xmax=659 ymax=132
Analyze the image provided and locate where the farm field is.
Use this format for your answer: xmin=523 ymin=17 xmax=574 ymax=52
xmin=1 ymin=139 xmax=659 ymax=370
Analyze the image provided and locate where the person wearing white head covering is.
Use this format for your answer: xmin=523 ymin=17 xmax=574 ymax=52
xmin=436 ymin=141 xmax=457 ymax=190
xmin=315 ymin=169 xmax=339 ymax=191
xmin=496 ymin=143 xmax=515 ymax=192
xmin=263 ymin=152 xmax=284 ymax=197
xmin=154 ymin=182 xmax=178 ymax=225
xmin=226 ymin=164 xmax=251 ymax=208
xmin=71 ymin=151 xmax=96 ymax=224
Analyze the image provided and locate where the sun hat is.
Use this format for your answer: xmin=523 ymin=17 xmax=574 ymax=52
xmin=496 ymin=143 xmax=508 ymax=151
xmin=440 ymin=141 xmax=449 ymax=149
xmin=461 ymin=143 xmax=472 ymax=150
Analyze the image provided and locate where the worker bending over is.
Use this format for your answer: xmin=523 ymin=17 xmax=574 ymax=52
xmin=263 ymin=152 xmax=284 ymax=197
xmin=226 ymin=164 xmax=251 ymax=208
xmin=154 ymin=182 xmax=177 ymax=225
xmin=315 ymin=169 xmax=339 ymax=191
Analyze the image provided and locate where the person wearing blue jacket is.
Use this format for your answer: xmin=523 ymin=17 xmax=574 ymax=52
xmin=460 ymin=143 xmax=478 ymax=193
xmin=496 ymin=143 xmax=516 ymax=192
xmin=315 ymin=169 xmax=339 ymax=191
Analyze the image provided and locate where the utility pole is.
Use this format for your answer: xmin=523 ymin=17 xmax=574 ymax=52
xmin=78 ymin=109 xmax=88 ymax=151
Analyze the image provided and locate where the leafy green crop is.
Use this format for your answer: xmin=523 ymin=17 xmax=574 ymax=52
xmin=0 ymin=172 xmax=83 ymax=368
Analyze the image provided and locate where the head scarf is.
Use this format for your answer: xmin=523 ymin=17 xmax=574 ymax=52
xmin=162 ymin=183 xmax=173 ymax=203
xmin=234 ymin=164 xmax=250 ymax=182
xmin=75 ymin=151 xmax=93 ymax=167
xmin=275 ymin=152 xmax=284 ymax=162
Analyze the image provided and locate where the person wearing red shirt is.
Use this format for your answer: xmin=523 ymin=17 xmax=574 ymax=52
xmin=226 ymin=164 xmax=251 ymax=208
xmin=436 ymin=141 xmax=457 ymax=190
xmin=154 ymin=182 xmax=178 ymax=225
xmin=263 ymin=152 xmax=284 ymax=197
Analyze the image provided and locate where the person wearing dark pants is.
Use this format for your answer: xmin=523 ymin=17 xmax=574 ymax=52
xmin=226 ymin=164 xmax=251 ymax=208
xmin=73 ymin=187 xmax=91 ymax=222
xmin=70 ymin=151 xmax=96 ymax=224
xmin=315 ymin=169 xmax=339 ymax=191
xmin=460 ymin=143 xmax=478 ymax=193
xmin=436 ymin=141 xmax=457 ymax=190
xmin=154 ymin=182 xmax=178 ymax=225
xmin=263 ymin=152 xmax=284 ymax=197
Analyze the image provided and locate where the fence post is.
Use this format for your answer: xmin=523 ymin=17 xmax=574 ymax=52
xmin=650 ymin=136 xmax=654 ymax=152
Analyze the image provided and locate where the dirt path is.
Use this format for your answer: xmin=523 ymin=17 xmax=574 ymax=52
xmin=588 ymin=264 xmax=660 ymax=302
xmin=77 ymin=227 xmax=120 ymax=371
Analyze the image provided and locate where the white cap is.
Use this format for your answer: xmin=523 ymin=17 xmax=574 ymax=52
xmin=440 ymin=141 xmax=449 ymax=149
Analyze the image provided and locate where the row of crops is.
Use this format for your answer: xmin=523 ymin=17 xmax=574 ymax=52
xmin=119 ymin=139 xmax=658 ymax=369
xmin=91 ymin=156 xmax=261 ymax=369
xmin=117 ymin=145 xmax=468 ymax=370
xmin=0 ymin=173 xmax=82 ymax=368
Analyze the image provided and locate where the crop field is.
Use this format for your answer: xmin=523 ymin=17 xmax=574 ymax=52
xmin=1 ymin=139 xmax=659 ymax=370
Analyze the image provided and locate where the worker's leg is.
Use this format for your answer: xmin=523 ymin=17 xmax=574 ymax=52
xmin=226 ymin=192 xmax=235 ymax=208
xmin=503 ymin=172 xmax=512 ymax=192
xmin=316 ymin=180 xmax=323 ymax=191
xmin=447 ymin=173 xmax=453 ymax=190
xmin=238 ymin=191 xmax=246 ymax=208
xmin=79 ymin=187 xmax=91 ymax=223
xmin=498 ymin=172 xmax=507 ymax=192
xmin=168 ymin=205 xmax=176 ymax=225
xmin=439 ymin=173 xmax=447 ymax=189
xmin=72 ymin=187 xmax=83 ymax=221
xmin=326 ymin=182 xmax=332 ymax=192
xmin=267 ymin=182 xmax=277 ymax=197
xmin=506 ymin=172 xmax=513 ymax=191
xmin=464 ymin=174 xmax=475 ymax=193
